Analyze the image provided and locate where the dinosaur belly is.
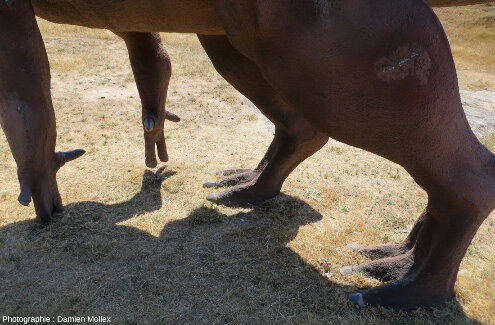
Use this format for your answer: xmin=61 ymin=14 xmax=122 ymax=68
xmin=32 ymin=0 xmax=225 ymax=34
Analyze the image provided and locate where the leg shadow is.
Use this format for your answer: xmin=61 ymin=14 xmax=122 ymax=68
xmin=0 ymin=173 xmax=482 ymax=324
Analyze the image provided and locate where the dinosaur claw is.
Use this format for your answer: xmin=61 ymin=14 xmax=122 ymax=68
xmin=62 ymin=149 xmax=86 ymax=162
xmin=156 ymin=138 xmax=168 ymax=162
xmin=206 ymin=193 xmax=219 ymax=202
xmin=165 ymin=111 xmax=180 ymax=122
xmin=55 ymin=149 xmax=85 ymax=169
xmin=348 ymin=293 xmax=365 ymax=307
xmin=18 ymin=186 xmax=31 ymax=206
xmin=203 ymin=181 xmax=217 ymax=188
xmin=145 ymin=158 xmax=158 ymax=169
xmin=340 ymin=266 xmax=354 ymax=276
xmin=347 ymin=244 xmax=361 ymax=251
xmin=144 ymin=117 xmax=155 ymax=132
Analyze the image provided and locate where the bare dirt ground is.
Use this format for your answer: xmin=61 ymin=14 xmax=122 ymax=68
xmin=0 ymin=4 xmax=494 ymax=325
xmin=462 ymin=90 xmax=495 ymax=137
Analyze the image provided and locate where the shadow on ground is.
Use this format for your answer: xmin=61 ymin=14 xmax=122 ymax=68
xmin=0 ymin=169 xmax=481 ymax=324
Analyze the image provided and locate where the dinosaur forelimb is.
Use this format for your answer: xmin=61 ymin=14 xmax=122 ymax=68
xmin=115 ymin=31 xmax=180 ymax=168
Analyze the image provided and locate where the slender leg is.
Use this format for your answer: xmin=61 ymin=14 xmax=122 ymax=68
xmin=0 ymin=0 xmax=84 ymax=224
xmin=198 ymin=35 xmax=328 ymax=206
xmin=213 ymin=0 xmax=495 ymax=308
xmin=114 ymin=32 xmax=180 ymax=168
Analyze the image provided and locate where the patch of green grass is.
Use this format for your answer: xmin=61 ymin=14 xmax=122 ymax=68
xmin=188 ymin=204 xmax=223 ymax=225
xmin=387 ymin=169 xmax=401 ymax=180
xmin=305 ymin=188 xmax=321 ymax=201
xmin=469 ymin=79 xmax=492 ymax=90
xmin=482 ymin=133 xmax=495 ymax=152
xmin=329 ymin=146 xmax=344 ymax=155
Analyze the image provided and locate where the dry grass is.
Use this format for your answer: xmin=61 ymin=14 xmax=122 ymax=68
xmin=436 ymin=3 xmax=495 ymax=90
xmin=0 ymin=6 xmax=494 ymax=324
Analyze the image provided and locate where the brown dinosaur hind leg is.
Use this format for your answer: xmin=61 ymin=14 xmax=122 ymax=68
xmin=350 ymin=190 xmax=495 ymax=309
xmin=0 ymin=0 xmax=84 ymax=224
xmin=114 ymin=32 xmax=180 ymax=168
xmin=198 ymin=35 xmax=328 ymax=206
xmin=212 ymin=0 xmax=495 ymax=308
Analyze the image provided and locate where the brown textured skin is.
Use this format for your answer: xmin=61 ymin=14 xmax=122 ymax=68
xmin=198 ymin=35 xmax=328 ymax=206
xmin=1 ymin=0 xmax=494 ymax=310
xmin=32 ymin=0 xmax=225 ymax=34
xmin=113 ymin=32 xmax=180 ymax=169
xmin=211 ymin=0 xmax=495 ymax=309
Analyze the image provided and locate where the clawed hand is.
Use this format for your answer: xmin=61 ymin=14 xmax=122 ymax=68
xmin=143 ymin=111 xmax=180 ymax=168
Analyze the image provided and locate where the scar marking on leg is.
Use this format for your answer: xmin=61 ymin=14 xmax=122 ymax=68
xmin=376 ymin=45 xmax=431 ymax=85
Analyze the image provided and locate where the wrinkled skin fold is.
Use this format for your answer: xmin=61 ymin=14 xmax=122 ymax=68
xmin=1 ymin=0 xmax=494 ymax=310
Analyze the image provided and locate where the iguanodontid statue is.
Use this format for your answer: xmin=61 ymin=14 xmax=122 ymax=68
xmin=1 ymin=0 xmax=494 ymax=310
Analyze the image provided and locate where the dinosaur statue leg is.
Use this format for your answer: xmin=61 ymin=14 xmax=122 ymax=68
xmin=0 ymin=0 xmax=84 ymax=224
xmin=114 ymin=32 xmax=180 ymax=168
xmin=198 ymin=35 xmax=328 ymax=206
xmin=213 ymin=0 xmax=495 ymax=308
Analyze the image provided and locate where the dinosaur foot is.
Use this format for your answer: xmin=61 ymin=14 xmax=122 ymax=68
xmin=18 ymin=149 xmax=85 ymax=225
xmin=18 ymin=173 xmax=65 ymax=226
xmin=344 ymin=246 xmax=455 ymax=309
xmin=203 ymin=169 xmax=257 ymax=189
xmin=347 ymin=273 xmax=454 ymax=310
xmin=33 ymin=179 xmax=64 ymax=226
xmin=340 ymin=251 xmax=414 ymax=282
xmin=206 ymin=179 xmax=281 ymax=207
xmin=346 ymin=242 xmax=410 ymax=260
xmin=143 ymin=111 xmax=180 ymax=168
